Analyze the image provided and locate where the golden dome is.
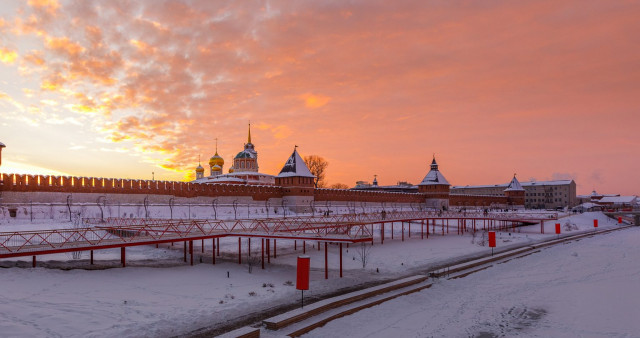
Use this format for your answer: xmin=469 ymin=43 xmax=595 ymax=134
xmin=195 ymin=164 xmax=204 ymax=173
xmin=228 ymin=166 xmax=235 ymax=173
xmin=212 ymin=164 xmax=222 ymax=172
xmin=209 ymin=152 xmax=224 ymax=167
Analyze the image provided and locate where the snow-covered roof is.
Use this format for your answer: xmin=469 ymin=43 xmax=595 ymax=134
xmin=418 ymin=157 xmax=450 ymax=186
xmin=278 ymin=149 xmax=315 ymax=178
xmin=504 ymin=176 xmax=524 ymax=191
xmin=598 ymin=196 xmax=637 ymax=204
xmin=234 ymin=150 xmax=256 ymax=159
xmin=452 ymin=179 xmax=574 ymax=189
xmin=418 ymin=170 xmax=450 ymax=186
xmin=0 ymin=141 xmax=5 ymax=147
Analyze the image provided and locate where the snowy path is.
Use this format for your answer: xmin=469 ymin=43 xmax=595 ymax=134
xmin=302 ymin=227 xmax=640 ymax=337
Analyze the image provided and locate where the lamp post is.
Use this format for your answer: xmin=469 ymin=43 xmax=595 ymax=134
xmin=0 ymin=141 xmax=5 ymax=167
xmin=0 ymin=142 xmax=5 ymax=184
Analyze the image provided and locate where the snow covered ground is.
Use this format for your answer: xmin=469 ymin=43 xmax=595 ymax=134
xmin=0 ymin=212 xmax=633 ymax=337
xmin=303 ymin=223 xmax=640 ymax=337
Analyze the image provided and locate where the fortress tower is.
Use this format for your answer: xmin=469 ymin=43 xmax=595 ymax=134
xmin=418 ymin=156 xmax=450 ymax=209
xmin=275 ymin=147 xmax=315 ymax=212
xmin=504 ymin=174 xmax=525 ymax=208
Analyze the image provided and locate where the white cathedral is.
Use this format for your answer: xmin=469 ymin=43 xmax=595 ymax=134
xmin=193 ymin=124 xmax=276 ymax=185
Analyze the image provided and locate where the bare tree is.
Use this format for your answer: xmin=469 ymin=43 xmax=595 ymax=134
xmin=356 ymin=242 xmax=372 ymax=268
xmin=329 ymin=183 xmax=350 ymax=189
xmin=304 ymin=155 xmax=329 ymax=188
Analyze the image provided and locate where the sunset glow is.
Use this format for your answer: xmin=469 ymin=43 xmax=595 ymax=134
xmin=0 ymin=1 xmax=638 ymax=194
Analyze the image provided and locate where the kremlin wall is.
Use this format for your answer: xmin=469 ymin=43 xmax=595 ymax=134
xmin=0 ymin=131 xmax=525 ymax=221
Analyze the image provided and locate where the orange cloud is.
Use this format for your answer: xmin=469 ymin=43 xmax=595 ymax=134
xmin=0 ymin=48 xmax=18 ymax=64
xmin=45 ymin=36 xmax=84 ymax=56
xmin=300 ymin=93 xmax=331 ymax=108
xmin=23 ymin=50 xmax=46 ymax=66
xmin=27 ymin=0 xmax=60 ymax=15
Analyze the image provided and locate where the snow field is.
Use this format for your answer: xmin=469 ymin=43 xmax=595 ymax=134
xmin=0 ymin=212 xmax=628 ymax=336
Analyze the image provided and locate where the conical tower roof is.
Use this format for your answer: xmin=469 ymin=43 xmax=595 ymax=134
xmin=278 ymin=148 xmax=315 ymax=178
xmin=504 ymin=174 xmax=524 ymax=191
xmin=418 ymin=156 xmax=450 ymax=186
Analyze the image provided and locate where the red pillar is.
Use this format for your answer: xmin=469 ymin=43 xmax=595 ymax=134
xmin=248 ymin=238 xmax=251 ymax=257
xmin=324 ymin=242 xmax=328 ymax=280
xmin=183 ymin=241 xmax=187 ymax=262
xmin=212 ymin=238 xmax=216 ymax=265
xmin=201 ymin=239 xmax=204 ymax=253
xmin=90 ymin=250 xmax=94 ymax=265
xmin=32 ymin=255 xmax=36 ymax=268
xmin=267 ymin=239 xmax=271 ymax=264
xmin=295 ymin=240 xmax=297 ymax=250
xmin=381 ymin=223 xmax=385 ymax=244
xmin=339 ymin=243 xmax=343 ymax=278
xmin=217 ymin=238 xmax=220 ymax=256
xmin=261 ymin=238 xmax=265 ymax=269
xmin=189 ymin=240 xmax=194 ymax=266
xmin=391 ymin=222 xmax=394 ymax=239
xmin=238 ymin=238 xmax=242 ymax=265
xmin=121 ymin=247 xmax=126 ymax=267
xmin=303 ymin=240 xmax=306 ymax=254
xmin=421 ymin=220 xmax=424 ymax=239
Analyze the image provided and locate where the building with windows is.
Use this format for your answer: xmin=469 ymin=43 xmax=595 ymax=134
xmin=451 ymin=179 xmax=577 ymax=209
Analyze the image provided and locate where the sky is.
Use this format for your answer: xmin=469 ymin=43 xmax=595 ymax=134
xmin=0 ymin=0 xmax=638 ymax=195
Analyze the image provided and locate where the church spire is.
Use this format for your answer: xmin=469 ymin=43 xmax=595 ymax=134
xmin=430 ymin=154 xmax=438 ymax=171
xmin=248 ymin=122 xmax=252 ymax=144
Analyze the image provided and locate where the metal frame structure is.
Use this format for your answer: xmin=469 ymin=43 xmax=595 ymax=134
xmin=0 ymin=210 xmax=557 ymax=277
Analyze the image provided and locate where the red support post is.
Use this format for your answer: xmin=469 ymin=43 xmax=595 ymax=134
xmin=261 ymin=238 xmax=265 ymax=269
xmin=212 ymin=238 xmax=216 ymax=265
xmin=267 ymin=239 xmax=271 ymax=264
xmin=421 ymin=220 xmax=424 ymax=239
xmin=202 ymin=239 xmax=204 ymax=253
xmin=217 ymin=238 xmax=220 ymax=257
xmin=339 ymin=243 xmax=343 ymax=278
xmin=183 ymin=241 xmax=187 ymax=262
xmin=32 ymin=255 xmax=36 ymax=268
xmin=248 ymin=238 xmax=251 ymax=257
xmin=303 ymin=240 xmax=306 ymax=254
xmin=391 ymin=222 xmax=394 ymax=239
xmin=295 ymin=240 xmax=297 ymax=250
xmin=238 ymin=237 xmax=242 ymax=265
xmin=381 ymin=223 xmax=385 ymax=244
xmin=324 ymin=242 xmax=328 ymax=280
xmin=90 ymin=250 xmax=94 ymax=265
xmin=121 ymin=247 xmax=126 ymax=267
xmin=190 ymin=240 xmax=194 ymax=266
